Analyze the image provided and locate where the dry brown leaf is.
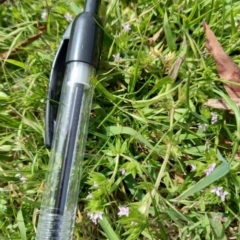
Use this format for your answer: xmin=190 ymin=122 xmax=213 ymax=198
xmin=203 ymin=20 xmax=240 ymax=99
xmin=148 ymin=27 xmax=163 ymax=46
xmin=204 ymin=98 xmax=240 ymax=111
xmin=174 ymin=173 xmax=184 ymax=184
xmin=204 ymin=98 xmax=240 ymax=114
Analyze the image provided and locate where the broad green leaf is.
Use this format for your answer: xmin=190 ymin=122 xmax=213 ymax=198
xmin=181 ymin=145 xmax=206 ymax=156
xmin=6 ymin=59 xmax=25 ymax=69
xmin=105 ymin=126 xmax=154 ymax=151
xmin=0 ymin=92 xmax=9 ymax=100
xmin=208 ymin=213 xmax=227 ymax=240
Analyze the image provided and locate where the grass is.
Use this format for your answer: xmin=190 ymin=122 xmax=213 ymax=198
xmin=1 ymin=0 xmax=240 ymax=239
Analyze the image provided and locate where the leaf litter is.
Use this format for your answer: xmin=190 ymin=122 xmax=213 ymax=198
xmin=203 ymin=20 xmax=240 ymax=110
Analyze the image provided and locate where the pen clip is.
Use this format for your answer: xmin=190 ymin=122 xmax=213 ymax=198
xmin=45 ymin=23 xmax=72 ymax=149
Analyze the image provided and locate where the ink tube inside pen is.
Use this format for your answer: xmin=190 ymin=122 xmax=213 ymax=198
xmin=36 ymin=62 xmax=95 ymax=239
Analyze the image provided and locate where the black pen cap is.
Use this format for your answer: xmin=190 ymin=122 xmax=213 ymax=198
xmin=65 ymin=0 xmax=103 ymax=70
xmin=84 ymin=0 xmax=100 ymax=14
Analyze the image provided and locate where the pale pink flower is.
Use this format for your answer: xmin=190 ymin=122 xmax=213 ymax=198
xmin=64 ymin=13 xmax=73 ymax=22
xmin=120 ymin=168 xmax=126 ymax=175
xmin=41 ymin=10 xmax=47 ymax=20
xmin=20 ymin=177 xmax=27 ymax=183
xmin=198 ymin=124 xmax=207 ymax=132
xmin=86 ymin=192 xmax=93 ymax=199
xmin=118 ymin=206 xmax=129 ymax=217
xmin=190 ymin=164 xmax=197 ymax=171
xmin=211 ymin=113 xmax=218 ymax=124
xmin=210 ymin=186 xmax=228 ymax=202
xmin=87 ymin=211 xmax=103 ymax=225
xmin=204 ymin=163 xmax=216 ymax=176
xmin=113 ymin=53 xmax=122 ymax=62
xmin=211 ymin=186 xmax=223 ymax=196
xmin=122 ymin=23 xmax=131 ymax=33
xmin=219 ymin=191 xmax=228 ymax=202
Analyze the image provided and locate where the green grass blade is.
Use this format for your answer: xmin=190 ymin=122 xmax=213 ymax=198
xmin=172 ymin=150 xmax=230 ymax=201
xmin=213 ymin=89 xmax=240 ymax=160
xmin=91 ymin=76 xmax=117 ymax=102
xmin=5 ymin=59 xmax=25 ymax=69
xmin=17 ymin=209 xmax=27 ymax=240
xmin=163 ymin=11 xmax=176 ymax=51
xmin=99 ymin=216 xmax=120 ymax=240
xmin=132 ymin=80 xmax=182 ymax=108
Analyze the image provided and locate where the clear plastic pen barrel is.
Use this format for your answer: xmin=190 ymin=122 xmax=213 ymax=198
xmin=36 ymin=62 xmax=95 ymax=240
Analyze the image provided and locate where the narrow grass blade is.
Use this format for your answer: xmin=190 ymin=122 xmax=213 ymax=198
xmin=213 ymin=89 xmax=240 ymax=159
xmin=99 ymin=216 xmax=120 ymax=240
xmin=163 ymin=11 xmax=176 ymax=51
xmin=91 ymin=76 xmax=117 ymax=102
xmin=146 ymin=76 xmax=173 ymax=98
xmin=186 ymin=74 xmax=208 ymax=123
xmin=17 ymin=209 xmax=27 ymax=240
xmin=152 ymin=0 xmax=164 ymax=16
xmin=132 ymin=80 xmax=182 ymax=108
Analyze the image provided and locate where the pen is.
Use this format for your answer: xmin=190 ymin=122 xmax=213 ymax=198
xmin=36 ymin=0 xmax=103 ymax=239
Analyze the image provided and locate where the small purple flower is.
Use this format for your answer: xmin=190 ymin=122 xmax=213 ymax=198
xmin=86 ymin=192 xmax=93 ymax=199
xmin=198 ymin=124 xmax=207 ymax=132
xmin=41 ymin=10 xmax=47 ymax=20
xmin=87 ymin=213 xmax=94 ymax=221
xmin=219 ymin=191 xmax=228 ymax=202
xmin=113 ymin=53 xmax=122 ymax=62
xmin=95 ymin=211 xmax=103 ymax=221
xmin=210 ymin=186 xmax=228 ymax=202
xmin=64 ymin=13 xmax=73 ymax=22
xmin=122 ymin=23 xmax=131 ymax=33
xmin=120 ymin=168 xmax=126 ymax=175
xmin=204 ymin=163 xmax=216 ymax=176
xmin=211 ymin=186 xmax=223 ymax=196
xmin=211 ymin=113 xmax=218 ymax=124
xmin=87 ymin=211 xmax=103 ymax=225
xmin=20 ymin=177 xmax=27 ymax=183
xmin=190 ymin=164 xmax=197 ymax=171
xmin=118 ymin=206 xmax=129 ymax=217
xmin=93 ymin=181 xmax=98 ymax=188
